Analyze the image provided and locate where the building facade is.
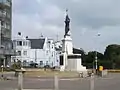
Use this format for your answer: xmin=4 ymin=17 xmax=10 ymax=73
xmin=0 ymin=0 xmax=13 ymax=67
xmin=11 ymin=33 xmax=60 ymax=67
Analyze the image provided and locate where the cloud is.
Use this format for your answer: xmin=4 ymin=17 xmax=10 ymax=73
xmin=47 ymin=0 xmax=120 ymax=28
xmin=12 ymin=0 xmax=120 ymax=53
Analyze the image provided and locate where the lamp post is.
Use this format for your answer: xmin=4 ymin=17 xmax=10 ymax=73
xmin=95 ymin=33 xmax=101 ymax=74
xmin=95 ymin=51 xmax=98 ymax=74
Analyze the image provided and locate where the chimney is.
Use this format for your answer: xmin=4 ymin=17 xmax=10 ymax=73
xmin=18 ymin=32 xmax=21 ymax=36
xmin=26 ymin=36 xmax=28 ymax=39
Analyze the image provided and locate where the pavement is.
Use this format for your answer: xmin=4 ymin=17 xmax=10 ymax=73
xmin=0 ymin=73 xmax=120 ymax=90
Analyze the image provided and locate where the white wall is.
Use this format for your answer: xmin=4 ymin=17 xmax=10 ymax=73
xmin=62 ymin=36 xmax=73 ymax=54
xmin=11 ymin=35 xmax=60 ymax=67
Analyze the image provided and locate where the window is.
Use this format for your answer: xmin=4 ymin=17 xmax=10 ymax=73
xmin=29 ymin=41 xmax=31 ymax=47
xmin=23 ymin=60 xmax=27 ymax=66
xmin=40 ymin=61 xmax=43 ymax=65
xmin=2 ymin=10 xmax=6 ymax=16
xmin=60 ymin=55 xmax=63 ymax=65
xmin=46 ymin=51 xmax=48 ymax=55
xmin=23 ymin=51 xmax=27 ymax=55
xmin=52 ymin=45 xmax=54 ymax=49
xmin=48 ymin=41 xmax=51 ymax=49
xmin=6 ymin=12 xmax=10 ymax=18
xmin=17 ymin=41 xmax=22 ymax=46
xmin=23 ymin=41 xmax=28 ymax=46
xmin=1 ymin=21 xmax=5 ymax=27
xmin=17 ymin=51 xmax=21 ymax=56
xmin=23 ymin=41 xmax=26 ymax=46
xmin=25 ymin=41 xmax=27 ymax=46
xmin=0 ymin=11 xmax=2 ymax=16
xmin=46 ymin=61 xmax=48 ymax=65
xmin=6 ymin=23 xmax=10 ymax=29
xmin=30 ymin=61 xmax=33 ymax=64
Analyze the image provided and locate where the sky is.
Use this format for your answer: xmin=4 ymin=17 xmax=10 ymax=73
xmin=12 ymin=0 xmax=120 ymax=53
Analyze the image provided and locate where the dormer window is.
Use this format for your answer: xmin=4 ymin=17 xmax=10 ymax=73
xmin=17 ymin=41 xmax=22 ymax=46
xmin=48 ymin=41 xmax=50 ymax=43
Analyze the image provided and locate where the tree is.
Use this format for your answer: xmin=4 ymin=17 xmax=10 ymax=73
xmin=85 ymin=51 xmax=104 ymax=69
xmin=104 ymin=44 xmax=120 ymax=69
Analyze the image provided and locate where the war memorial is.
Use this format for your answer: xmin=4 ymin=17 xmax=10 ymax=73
xmin=0 ymin=10 xmax=119 ymax=90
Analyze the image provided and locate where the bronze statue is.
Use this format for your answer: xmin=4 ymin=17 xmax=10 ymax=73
xmin=64 ymin=9 xmax=70 ymax=37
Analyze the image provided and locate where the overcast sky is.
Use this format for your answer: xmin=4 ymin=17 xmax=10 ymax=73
xmin=12 ymin=0 xmax=120 ymax=53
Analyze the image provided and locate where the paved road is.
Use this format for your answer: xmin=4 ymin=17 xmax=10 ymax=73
xmin=0 ymin=73 xmax=120 ymax=90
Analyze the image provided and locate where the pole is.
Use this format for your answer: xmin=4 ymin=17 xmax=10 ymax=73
xmin=3 ymin=58 xmax=5 ymax=67
xmin=35 ymin=49 xmax=37 ymax=62
xmin=0 ymin=21 xmax=1 ymax=46
xmin=54 ymin=75 xmax=59 ymax=90
xmin=95 ymin=33 xmax=100 ymax=74
xmin=95 ymin=51 xmax=97 ymax=74
xmin=18 ymin=72 xmax=23 ymax=90
xmin=90 ymin=73 xmax=94 ymax=90
xmin=1 ymin=65 xmax=3 ymax=78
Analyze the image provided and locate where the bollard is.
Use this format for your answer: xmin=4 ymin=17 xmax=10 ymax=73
xmin=90 ymin=73 xmax=94 ymax=90
xmin=54 ymin=75 xmax=59 ymax=90
xmin=1 ymin=65 xmax=4 ymax=79
xmin=18 ymin=72 xmax=23 ymax=90
xmin=1 ymin=67 xmax=3 ymax=78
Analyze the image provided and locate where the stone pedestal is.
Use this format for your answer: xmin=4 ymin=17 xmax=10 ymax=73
xmin=62 ymin=35 xmax=73 ymax=55
xmin=60 ymin=53 xmax=67 ymax=71
xmin=66 ymin=54 xmax=87 ymax=72
xmin=60 ymin=35 xmax=87 ymax=72
xmin=60 ymin=35 xmax=73 ymax=71
xmin=60 ymin=32 xmax=87 ymax=72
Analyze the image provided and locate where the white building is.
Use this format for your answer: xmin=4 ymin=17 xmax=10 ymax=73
xmin=11 ymin=32 xmax=60 ymax=67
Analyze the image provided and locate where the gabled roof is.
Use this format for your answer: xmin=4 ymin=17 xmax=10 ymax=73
xmin=27 ymin=39 xmax=45 ymax=49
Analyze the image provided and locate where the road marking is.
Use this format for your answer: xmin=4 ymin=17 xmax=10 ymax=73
xmin=27 ymin=78 xmax=81 ymax=81
xmin=60 ymin=78 xmax=80 ymax=81
xmin=25 ymin=77 xmax=115 ymax=82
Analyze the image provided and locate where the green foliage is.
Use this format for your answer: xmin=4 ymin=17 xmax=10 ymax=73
xmin=104 ymin=44 xmax=120 ymax=69
xmin=98 ymin=60 xmax=113 ymax=69
xmin=80 ymin=44 xmax=120 ymax=69
xmin=83 ymin=51 xmax=104 ymax=68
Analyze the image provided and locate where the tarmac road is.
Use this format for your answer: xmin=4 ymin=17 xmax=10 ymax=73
xmin=0 ymin=73 xmax=120 ymax=90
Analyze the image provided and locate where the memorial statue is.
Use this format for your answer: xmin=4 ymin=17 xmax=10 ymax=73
xmin=64 ymin=9 xmax=70 ymax=37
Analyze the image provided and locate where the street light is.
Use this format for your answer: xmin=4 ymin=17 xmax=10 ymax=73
xmin=95 ymin=33 xmax=101 ymax=74
xmin=95 ymin=51 xmax=98 ymax=74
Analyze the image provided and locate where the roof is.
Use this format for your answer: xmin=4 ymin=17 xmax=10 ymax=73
xmin=27 ymin=39 xmax=45 ymax=49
